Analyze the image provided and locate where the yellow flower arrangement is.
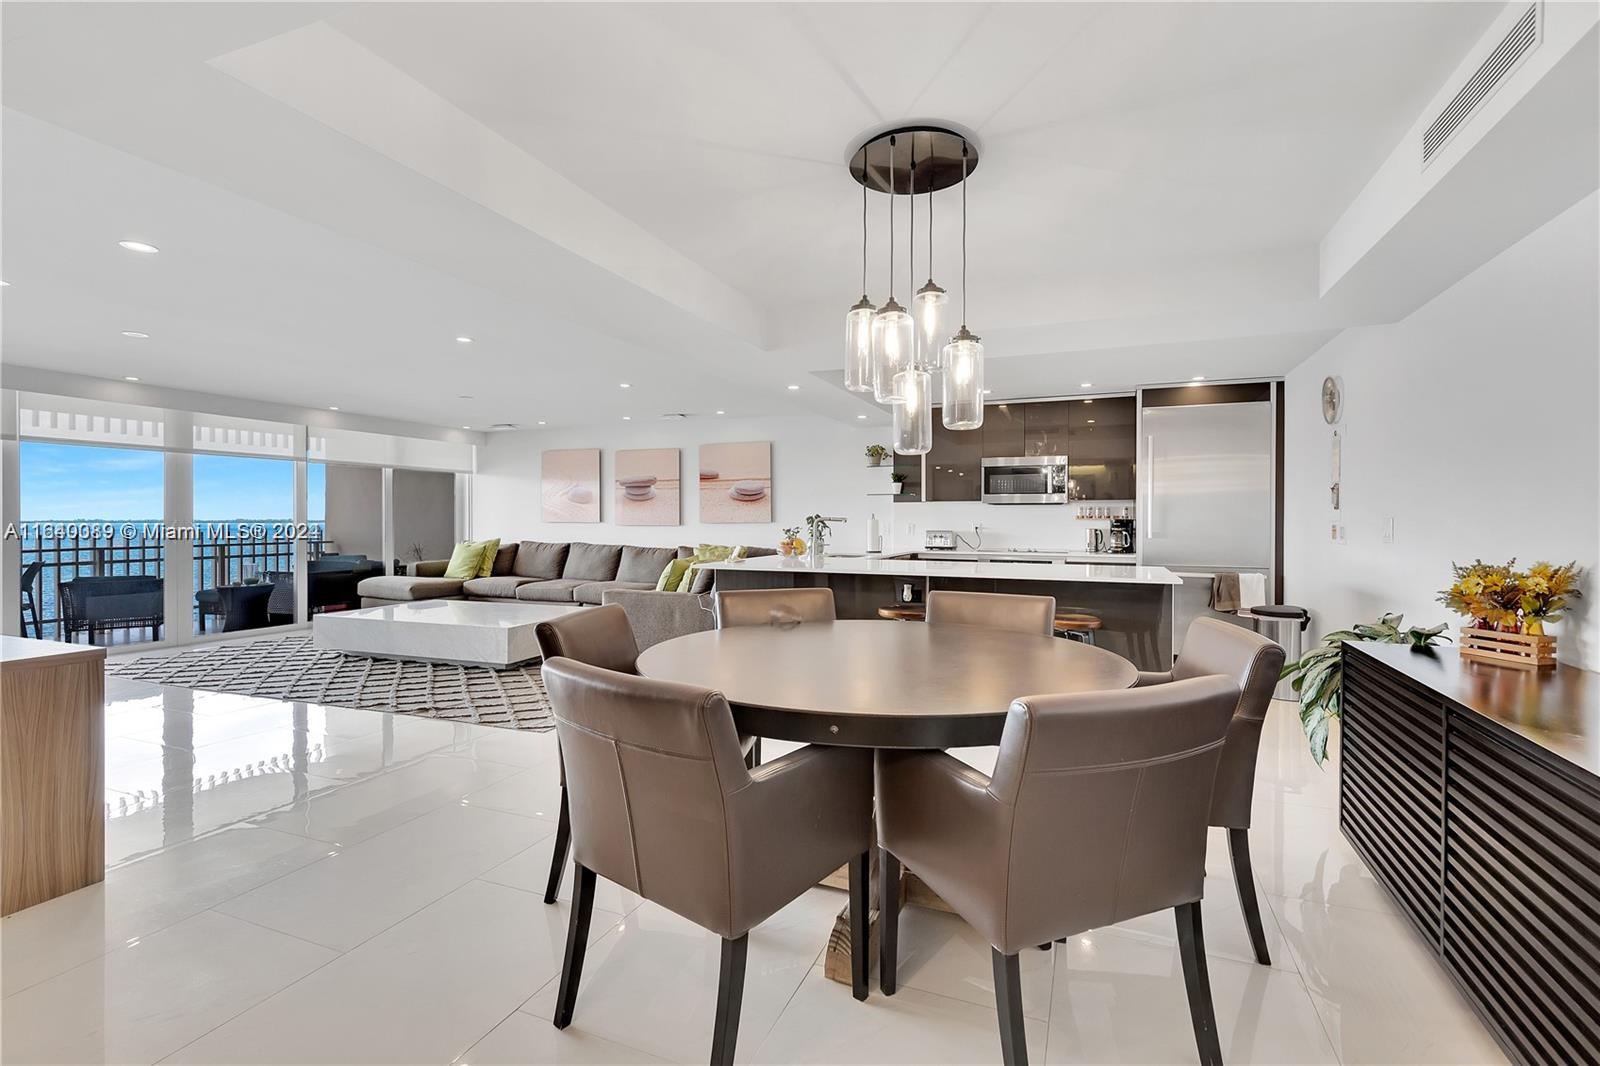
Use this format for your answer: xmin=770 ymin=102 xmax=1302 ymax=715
xmin=1518 ymin=560 xmax=1582 ymax=634
xmin=1439 ymin=559 xmax=1583 ymax=634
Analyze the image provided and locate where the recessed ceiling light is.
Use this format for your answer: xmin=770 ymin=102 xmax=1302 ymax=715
xmin=715 ymin=410 xmax=726 ymax=415
xmin=622 ymin=415 xmax=631 ymax=421
xmin=461 ymin=425 xmax=471 ymax=430
xmin=786 ymin=384 xmax=800 ymax=391
xmin=456 ymin=336 xmax=473 ymax=344
xmin=118 ymin=240 xmax=159 ymax=254
xmin=1192 ymin=375 xmax=1206 ymax=381
xmin=0 ymin=280 xmax=9 ymax=287
xmin=619 ymin=382 xmax=631 ymax=389
xmin=537 ymin=420 xmax=547 ymax=426
xmin=328 ymin=405 xmax=340 ymax=411
xmin=1086 ymin=419 xmax=1096 ymax=424
xmin=1079 ymin=382 xmax=1093 ymax=388
xmin=121 ymin=330 xmax=149 ymax=339
xmin=1083 ymin=399 xmax=1093 ymax=404
xmin=123 ymin=376 xmax=140 ymax=382
xmin=856 ymin=414 xmax=867 ymax=419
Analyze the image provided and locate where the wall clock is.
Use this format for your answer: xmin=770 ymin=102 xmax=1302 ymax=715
xmin=1321 ymin=376 xmax=1343 ymax=424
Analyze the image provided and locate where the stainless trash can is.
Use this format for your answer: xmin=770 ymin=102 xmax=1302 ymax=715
xmin=1249 ymin=605 xmax=1311 ymax=701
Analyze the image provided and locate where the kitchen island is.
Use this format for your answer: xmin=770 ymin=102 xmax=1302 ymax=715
xmin=700 ymin=554 xmax=1180 ymax=669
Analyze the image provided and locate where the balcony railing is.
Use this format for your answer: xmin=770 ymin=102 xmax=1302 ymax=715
xmin=17 ymin=525 xmax=329 ymax=642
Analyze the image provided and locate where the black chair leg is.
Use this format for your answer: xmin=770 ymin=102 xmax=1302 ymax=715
xmin=1227 ymin=827 xmax=1271 ymax=966
xmin=1175 ymin=901 xmax=1224 ymax=1066
xmin=991 ymin=948 xmax=1028 ymax=1066
xmin=710 ymin=934 xmax=749 ymax=1066
xmin=880 ymin=848 xmax=900 ymax=995
xmin=552 ymin=862 xmax=596 ymax=1030
xmin=848 ymin=849 xmax=869 ymax=1001
xmin=544 ymin=786 xmax=571 ymax=905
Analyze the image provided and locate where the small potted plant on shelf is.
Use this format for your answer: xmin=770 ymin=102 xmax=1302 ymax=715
xmin=1440 ymin=559 xmax=1582 ymax=669
xmin=866 ymin=443 xmax=891 ymax=468
xmin=777 ymin=526 xmax=804 ymax=557
xmin=890 ymin=472 xmax=906 ymax=495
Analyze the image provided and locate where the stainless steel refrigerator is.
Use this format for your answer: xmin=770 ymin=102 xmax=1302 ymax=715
xmin=1139 ymin=397 xmax=1275 ymax=653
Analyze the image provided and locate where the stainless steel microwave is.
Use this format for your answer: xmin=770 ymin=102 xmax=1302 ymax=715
xmin=980 ymin=456 xmax=1069 ymax=504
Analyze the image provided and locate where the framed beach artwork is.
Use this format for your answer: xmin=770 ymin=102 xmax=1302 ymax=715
xmin=541 ymin=448 xmax=601 ymax=523
xmin=698 ymin=441 xmax=772 ymax=523
xmin=614 ymin=447 xmax=680 ymax=526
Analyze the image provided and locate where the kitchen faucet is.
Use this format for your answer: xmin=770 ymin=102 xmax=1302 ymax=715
xmin=807 ymin=516 xmax=847 ymax=565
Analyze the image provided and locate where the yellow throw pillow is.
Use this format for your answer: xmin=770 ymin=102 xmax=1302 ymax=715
xmin=444 ymin=539 xmax=492 ymax=580
xmin=475 ymin=538 xmax=502 ymax=578
xmin=656 ymin=557 xmax=692 ymax=592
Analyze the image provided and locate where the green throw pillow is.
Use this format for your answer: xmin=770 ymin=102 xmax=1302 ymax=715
xmin=656 ymin=557 xmax=693 ymax=592
xmin=475 ymin=538 xmax=502 ymax=578
xmin=685 ymin=544 xmax=747 ymax=594
xmin=444 ymin=539 xmax=493 ymax=580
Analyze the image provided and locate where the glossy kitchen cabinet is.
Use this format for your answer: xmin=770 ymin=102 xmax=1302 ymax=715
xmin=927 ymin=420 xmax=983 ymax=501
xmin=1022 ymin=402 xmax=1070 ymax=457
xmin=981 ymin=403 xmax=1025 ymax=457
xmin=1068 ymin=395 xmax=1136 ymax=500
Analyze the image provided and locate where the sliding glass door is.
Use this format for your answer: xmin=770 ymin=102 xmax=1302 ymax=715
xmin=17 ymin=441 xmax=166 ymax=645
xmin=191 ymin=454 xmax=297 ymax=636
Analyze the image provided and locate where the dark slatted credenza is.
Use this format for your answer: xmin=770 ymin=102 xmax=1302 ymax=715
xmin=1340 ymin=642 xmax=1599 ymax=1065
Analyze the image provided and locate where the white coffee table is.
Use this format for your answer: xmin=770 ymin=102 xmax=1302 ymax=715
xmin=313 ymin=600 xmax=583 ymax=668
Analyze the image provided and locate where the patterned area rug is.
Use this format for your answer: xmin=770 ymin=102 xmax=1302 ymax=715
xmin=107 ymin=634 xmax=553 ymax=731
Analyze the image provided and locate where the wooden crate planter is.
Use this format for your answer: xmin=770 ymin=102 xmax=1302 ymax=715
xmin=1459 ymin=628 xmax=1557 ymax=670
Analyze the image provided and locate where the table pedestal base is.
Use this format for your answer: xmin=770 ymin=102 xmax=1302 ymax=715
xmin=821 ymin=864 xmax=954 ymax=986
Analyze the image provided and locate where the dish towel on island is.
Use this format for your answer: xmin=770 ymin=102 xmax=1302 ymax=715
xmin=1210 ymin=572 xmax=1241 ymax=613
xmin=1237 ymin=572 xmax=1267 ymax=612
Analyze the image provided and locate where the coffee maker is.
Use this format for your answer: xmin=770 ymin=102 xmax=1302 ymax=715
xmin=1107 ymin=517 xmax=1136 ymax=554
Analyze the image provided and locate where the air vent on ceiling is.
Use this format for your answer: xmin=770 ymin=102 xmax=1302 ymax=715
xmin=1423 ymin=2 xmax=1541 ymax=167
xmin=659 ymin=413 xmax=689 ymax=421
xmin=487 ymin=423 xmax=519 ymax=432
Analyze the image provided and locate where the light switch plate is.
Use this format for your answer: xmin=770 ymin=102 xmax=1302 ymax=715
xmin=1382 ymin=517 xmax=1395 ymax=544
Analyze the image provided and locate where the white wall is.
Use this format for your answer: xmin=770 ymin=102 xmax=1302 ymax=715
xmin=1286 ymin=192 xmax=1599 ymax=668
xmin=472 ymin=414 xmax=1137 ymax=556
xmin=473 ymin=415 xmax=882 ymax=553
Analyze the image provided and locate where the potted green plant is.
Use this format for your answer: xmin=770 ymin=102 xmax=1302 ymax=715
xmin=866 ymin=444 xmax=891 ymax=468
xmin=1281 ymin=612 xmax=1449 ymax=765
xmin=890 ymin=472 xmax=906 ymax=495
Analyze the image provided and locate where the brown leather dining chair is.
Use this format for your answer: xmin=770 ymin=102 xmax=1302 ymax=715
xmin=534 ymin=605 xmax=760 ymax=907
xmin=714 ymin=587 xmax=836 ymax=629
xmin=542 ymin=657 xmax=876 ymax=1066
xmin=1133 ymin=617 xmax=1286 ymax=966
xmin=877 ymin=676 xmax=1241 ymax=1066
xmin=925 ymin=589 xmax=1056 ymax=637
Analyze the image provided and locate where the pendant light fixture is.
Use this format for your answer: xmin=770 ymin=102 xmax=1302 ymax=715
xmin=942 ymin=139 xmax=985 ymax=431
xmin=892 ymin=364 xmax=933 ymax=455
xmin=871 ymin=135 xmax=912 ymax=405
xmin=844 ymin=171 xmax=874 ymax=393
xmin=848 ymin=125 xmax=978 ymax=424
xmin=912 ymin=156 xmax=947 ymax=372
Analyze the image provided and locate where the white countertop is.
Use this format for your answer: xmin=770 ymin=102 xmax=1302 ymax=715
xmin=904 ymin=550 xmax=1137 ymax=565
xmin=702 ymin=554 xmax=1182 ymax=586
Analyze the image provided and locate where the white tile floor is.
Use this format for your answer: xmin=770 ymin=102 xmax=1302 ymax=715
xmin=0 ymin=675 xmax=1506 ymax=1065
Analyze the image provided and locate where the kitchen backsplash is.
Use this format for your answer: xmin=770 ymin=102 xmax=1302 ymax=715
xmin=868 ymin=497 xmax=1137 ymax=553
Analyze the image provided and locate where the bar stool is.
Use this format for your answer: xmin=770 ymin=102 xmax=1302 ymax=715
xmin=1052 ymin=610 xmax=1102 ymax=644
xmin=877 ymin=604 xmax=926 ymax=621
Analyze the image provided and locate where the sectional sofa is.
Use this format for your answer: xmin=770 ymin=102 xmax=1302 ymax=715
xmin=356 ymin=539 xmax=776 ymax=650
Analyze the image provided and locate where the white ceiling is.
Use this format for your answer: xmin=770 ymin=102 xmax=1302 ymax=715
xmin=0 ymin=2 xmax=1511 ymax=430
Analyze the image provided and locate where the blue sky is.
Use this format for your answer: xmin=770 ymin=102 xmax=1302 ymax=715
xmin=21 ymin=442 xmax=327 ymax=521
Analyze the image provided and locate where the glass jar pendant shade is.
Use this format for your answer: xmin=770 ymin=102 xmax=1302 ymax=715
xmin=912 ymin=280 xmax=947 ymax=371
xmin=892 ymin=367 xmax=932 ymax=455
xmin=844 ymin=295 xmax=875 ymax=393
xmin=941 ymin=326 xmax=985 ymax=430
xmin=872 ymin=299 xmax=913 ymax=404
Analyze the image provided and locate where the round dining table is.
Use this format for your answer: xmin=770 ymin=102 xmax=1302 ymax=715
xmin=635 ymin=619 xmax=1140 ymax=749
